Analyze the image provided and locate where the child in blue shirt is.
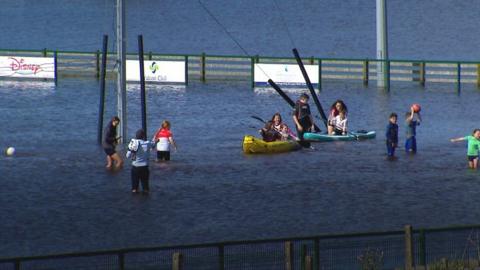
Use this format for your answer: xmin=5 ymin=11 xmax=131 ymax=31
xmin=405 ymin=107 xmax=422 ymax=153
xmin=386 ymin=113 xmax=398 ymax=157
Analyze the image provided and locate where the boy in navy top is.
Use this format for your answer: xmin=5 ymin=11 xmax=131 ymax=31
xmin=386 ymin=113 xmax=398 ymax=157
xmin=292 ymin=93 xmax=315 ymax=141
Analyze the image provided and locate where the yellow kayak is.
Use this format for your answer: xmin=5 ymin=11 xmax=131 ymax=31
xmin=242 ymin=135 xmax=301 ymax=154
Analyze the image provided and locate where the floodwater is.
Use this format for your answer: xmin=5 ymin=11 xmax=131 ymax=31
xmin=1 ymin=0 xmax=480 ymax=258
xmin=2 ymin=0 xmax=480 ymax=60
xmin=1 ymin=79 xmax=480 ymax=257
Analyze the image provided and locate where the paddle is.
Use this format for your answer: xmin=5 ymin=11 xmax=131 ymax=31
xmin=292 ymin=48 xmax=328 ymax=129
xmin=267 ymin=79 xmax=321 ymax=132
xmin=250 ymin=115 xmax=266 ymax=124
xmin=267 ymin=79 xmax=295 ymax=107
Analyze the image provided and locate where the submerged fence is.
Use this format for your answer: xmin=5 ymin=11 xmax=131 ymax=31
xmin=1 ymin=48 xmax=480 ymax=90
xmin=2 ymin=224 xmax=480 ymax=269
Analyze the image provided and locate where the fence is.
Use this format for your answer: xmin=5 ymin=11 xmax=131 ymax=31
xmin=2 ymin=224 xmax=480 ymax=270
xmin=1 ymin=48 xmax=480 ymax=91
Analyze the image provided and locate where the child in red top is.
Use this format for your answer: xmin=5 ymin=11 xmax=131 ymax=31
xmin=152 ymin=120 xmax=177 ymax=161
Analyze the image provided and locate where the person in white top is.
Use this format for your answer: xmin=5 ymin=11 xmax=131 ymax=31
xmin=333 ymin=110 xmax=348 ymax=135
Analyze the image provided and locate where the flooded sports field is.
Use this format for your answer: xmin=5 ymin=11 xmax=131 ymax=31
xmin=2 ymin=0 xmax=480 ymax=259
xmin=1 ymin=78 xmax=479 ymax=257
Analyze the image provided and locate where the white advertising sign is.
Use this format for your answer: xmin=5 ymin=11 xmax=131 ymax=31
xmin=126 ymin=60 xmax=186 ymax=83
xmin=0 ymin=56 xmax=55 ymax=79
xmin=254 ymin=63 xmax=319 ymax=86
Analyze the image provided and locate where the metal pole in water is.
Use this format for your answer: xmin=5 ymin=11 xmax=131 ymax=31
xmin=376 ymin=0 xmax=389 ymax=89
xmin=138 ymin=35 xmax=147 ymax=135
xmin=98 ymin=35 xmax=109 ymax=144
xmin=116 ymin=0 xmax=127 ymax=143
xmin=54 ymin=51 xmax=58 ymax=86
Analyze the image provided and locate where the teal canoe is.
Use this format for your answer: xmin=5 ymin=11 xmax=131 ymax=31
xmin=303 ymin=130 xmax=376 ymax=142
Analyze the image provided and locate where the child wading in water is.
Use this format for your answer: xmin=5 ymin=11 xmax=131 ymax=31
xmin=292 ymin=93 xmax=316 ymax=146
xmin=405 ymin=106 xmax=422 ymax=153
xmin=126 ymin=129 xmax=154 ymax=193
xmin=102 ymin=116 xmax=123 ymax=169
xmin=153 ymin=120 xmax=177 ymax=161
xmin=386 ymin=113 xmax=398 ymax=158
xmin=450 ymin=129 xmax=480 ymax=169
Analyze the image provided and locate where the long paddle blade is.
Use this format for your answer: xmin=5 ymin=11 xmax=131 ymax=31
xmin=292 ymin=48 xmax=328 ymax=128
xmin=267 ymin=79 xmax=295 ymax=107
xmin=250 ymin=115 xmax=266 ymax=124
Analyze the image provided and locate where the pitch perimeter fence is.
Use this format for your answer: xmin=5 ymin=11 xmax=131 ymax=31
xmin=2 ymin=224 xmax=480 ymax=270
xmin=2 ymin=48 xmax=480 ymax=91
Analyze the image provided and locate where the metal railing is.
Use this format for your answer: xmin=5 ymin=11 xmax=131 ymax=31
xmin=2 ymin=224 xmax=480 ymax=269
xmin=1 ymin=48 xmax=480 ymax=91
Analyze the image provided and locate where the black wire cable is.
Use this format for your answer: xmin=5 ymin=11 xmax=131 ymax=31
xmin=272 ymin=0 xmax=296 ymax=49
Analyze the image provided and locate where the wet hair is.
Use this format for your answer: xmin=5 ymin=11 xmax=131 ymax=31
xmin=162 ymin=120 xmax=171 ymax=129
xmin=271 ymin=113 xmax=282 ymax=123
xmin=135 ymin=129 xmax=146 ymax=140
xmin=300 ymin=93 xmax=309 ymax=100
xmin=330 ymin=99 xmax=348 ymax=113
xmin=389 ymin=113 xmax=398 ymax=119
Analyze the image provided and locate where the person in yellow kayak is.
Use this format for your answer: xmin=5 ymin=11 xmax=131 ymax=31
xmin=260 ymin=121 xmax=281 ymax=142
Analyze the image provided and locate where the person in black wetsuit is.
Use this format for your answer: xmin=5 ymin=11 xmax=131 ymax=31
xmin=292 ymin=93 xmax=316 ymax=147
xmin=103 ymin=116 xmax=123 ymax=169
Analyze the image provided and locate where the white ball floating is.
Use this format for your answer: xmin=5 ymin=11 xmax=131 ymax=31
xmin=5 ymin=147 xmax=15 ymax=156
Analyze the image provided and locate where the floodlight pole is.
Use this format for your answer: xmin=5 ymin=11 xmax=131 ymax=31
xmin=376 ymin=0 xmax=389 ymax=89
xmin=116 ymin=0 xmax=127 ymax=143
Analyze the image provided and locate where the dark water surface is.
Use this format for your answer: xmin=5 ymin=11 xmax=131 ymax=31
xmin=1 ymin=78 xmax=480 ymax=257
xmin=2 ymin=0 xmax=480 ymax=60
xmin=2 ymin=0 xmax=480 ymax=258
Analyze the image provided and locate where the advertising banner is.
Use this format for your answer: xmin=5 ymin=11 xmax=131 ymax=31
xmin=0 ymin=56 xmax=55 ymax=79
xmin=254 ymin=63 xmax=319 ymax=87
xmin=126 ymin=60 xmax=186 ymax=83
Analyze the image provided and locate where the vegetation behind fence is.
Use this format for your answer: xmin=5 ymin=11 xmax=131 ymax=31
xmin=2 ymin=224 xmax=480 ymax=270
xmin=2 ymin=48 xmax=480 ymax=91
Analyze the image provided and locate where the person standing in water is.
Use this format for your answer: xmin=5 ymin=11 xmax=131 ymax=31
xmin=405 ymin=106 xmax=422 ymax=153
xmin=451 ymin=129 xmax=480 ymax=169
xmin=152 ymin=120 xmax=177 ymax=161
xmin=103 ymin=116 xmax=123 ymax=169
xmin=385 ymin=113 xmax=399 ymax=158
xmin=126 ymin=129 xmax=154 ymax=193
xmin=292 ymin=93 xmax=315 ymax=144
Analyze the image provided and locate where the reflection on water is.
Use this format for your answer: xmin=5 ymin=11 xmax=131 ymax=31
xmin=126 ymin=83 xmax=186 ymax=93
xmin=0 ymin=79 xmax=55 ymax=92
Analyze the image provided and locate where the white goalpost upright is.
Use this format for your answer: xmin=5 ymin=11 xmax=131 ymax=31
xmin=116 ymin=0 xmax=127 ymax=143
xmin=376 ymin=0 xmax=389 ymax=89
